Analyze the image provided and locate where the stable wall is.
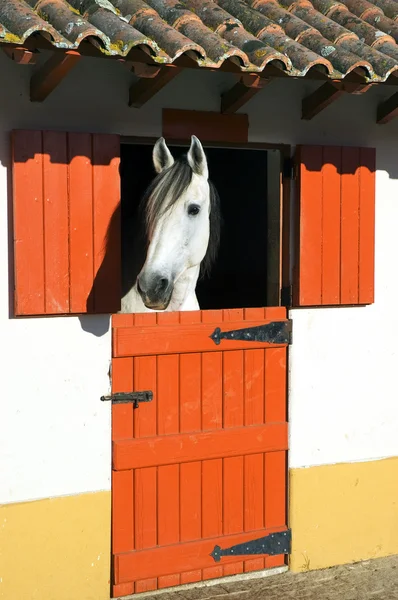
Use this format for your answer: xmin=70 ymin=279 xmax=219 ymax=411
xmin=0 ymin=50 xmax=397 ymax=599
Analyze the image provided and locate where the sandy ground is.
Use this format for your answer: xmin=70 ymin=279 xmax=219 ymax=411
xmin=122 ymin=555 xmax=398 ymax=600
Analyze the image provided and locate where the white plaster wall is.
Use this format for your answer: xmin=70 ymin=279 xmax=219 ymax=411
xmin=1 ymin=51 xmax=398 ymax=504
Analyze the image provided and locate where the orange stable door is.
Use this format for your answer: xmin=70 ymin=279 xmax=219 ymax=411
xmin=109 ymin=307 xmax=291 ymax=597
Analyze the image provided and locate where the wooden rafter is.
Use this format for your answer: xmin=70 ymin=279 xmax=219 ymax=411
xmin=30 ymin=51 xmax=81 ymax=102
xmin=2 ymin=46 xmax=37 ymax=65
xmin=377 ymin=91 xmax=398 ymax=124
xmin=129 ymin=65 xmax=181 ymax=108
xmin=302 ymin=81 xmax=373 ymax=120
xmin=221 ymin=74 xmax=270 ymax=114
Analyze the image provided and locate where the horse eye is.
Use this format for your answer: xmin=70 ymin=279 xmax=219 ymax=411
xmin=188 ymin=204 xmax=200 ymax=216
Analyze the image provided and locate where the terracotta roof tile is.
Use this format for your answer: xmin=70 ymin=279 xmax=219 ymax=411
xmin=1 ymin=0 xmax=398 ymax=81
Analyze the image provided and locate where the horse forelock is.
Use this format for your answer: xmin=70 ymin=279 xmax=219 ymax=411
xmin=140 ymin=153 xmax=221 ymax=277
xmin=142 ymin=155 xmax=192 ymax=237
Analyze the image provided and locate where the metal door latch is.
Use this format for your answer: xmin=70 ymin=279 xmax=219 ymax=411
xmin=100 ymin=391 xmax=153 ymax=409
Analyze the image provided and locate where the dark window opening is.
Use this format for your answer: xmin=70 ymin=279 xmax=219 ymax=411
xmin=120 ymin=143 xmax=281 ymax=312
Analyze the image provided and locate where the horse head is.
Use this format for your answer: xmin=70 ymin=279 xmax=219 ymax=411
xmin=136 ymin=135 xmax=219 ymax=311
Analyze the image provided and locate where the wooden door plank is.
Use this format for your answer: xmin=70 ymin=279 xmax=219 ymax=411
xmin=113 ymin=423 xmax=288 ymax=470
xmin=265 ymin=348 xmax=287 ymax=423
xmin=180 ymin=353 xmax=201 ymax=433
xmin=134 ymin=467 xmax=157 ymax=550
xmin=112 ymin=357 xmax=134 ymax=441
xmin=114 ymin=318 xmax=290 ymax=357
xmin=135 ymin=578 xmax=157 ymax=594
xmin=158 ymin=464 xmax=180 ymax=546
xmin=264 ymin=451 xmax=286 ymax=530
xmin=112 ymin=470 xmax=134 ymax=555
xmin=158 ymin=573 xmax=181 ymax=590
xmin=223 ymin=456 xmax=244 ymax=536
xmin=202 ymin=352 xmax=223 ymax=431
xmin=114 ymin=526 xmax=288 ymax=584
xmin=133 ymin=356 xmax=157 ymax=438
xmin=157 ymin=354 xmax=179 ymax=435
xmin=180 ymin=461 xmax=202 ymax=542
xmin=181 ymin=570 xmax=202 ymax=585
xmin=223 ymin=351 xmax=244 ymax=428
xmin=264 ymin=450 xmax=286 ymax=569
xmin=244 ymin=454 xmax=264 ymax=533
xmin=202 ymin=458 xmax=223 ymax=539
xmin=133 ymin=353 xmax=158 ymax=570
xmin=244 ymin=349 xmax=265 ymax=426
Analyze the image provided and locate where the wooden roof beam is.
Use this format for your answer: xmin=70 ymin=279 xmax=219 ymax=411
xmin=2 ymin=46 xmax=38 ymax=64
xmin=129 ymin=64 xmax=181 ymax=108
xmin=377 ymin=91 xmax=398 ymax=124
xmin=221 ymin=74 xmax=270 ymax=114
xmin=302 ymin=81 xmax=373 ymax=120
xmin=30 ymin=51 xmax=81 ymax=102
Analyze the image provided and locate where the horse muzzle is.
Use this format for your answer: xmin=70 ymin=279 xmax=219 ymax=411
xmin=137 ymin=273 xmax=173 ymax=311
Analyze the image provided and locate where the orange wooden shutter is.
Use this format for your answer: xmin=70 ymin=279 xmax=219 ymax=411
xmin=293 ymin=145 xmax=375 ymax=307
xmin=12 ymin=130 xmax=121 ymax=316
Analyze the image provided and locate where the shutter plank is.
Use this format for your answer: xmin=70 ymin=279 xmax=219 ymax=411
xmin=341 ymin=147 xmax=360 ymax=305
xmin=92 ymin=134 xmax=121 ymax=313
xmin=295 ymin=146 xmax=323 ymax=306
xmin=12 ymin=130 xmax=45 ymax=315
xmin=69 ymin=133 xmax=94 ymax=313
xmin=359 ymin=148 xmax=376 ymax=304
xmin=322 ymin=146 xmax=341 ymax=305
xmin=43 ymin=131 xmax=69 ymax=313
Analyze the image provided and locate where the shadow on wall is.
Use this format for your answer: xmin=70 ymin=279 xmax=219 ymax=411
xmin=78 ymin=314 xmax=110 ymax=337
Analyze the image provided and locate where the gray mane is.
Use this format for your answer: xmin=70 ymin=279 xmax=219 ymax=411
xmin=140 ymin=153 xmax=221 ymax=278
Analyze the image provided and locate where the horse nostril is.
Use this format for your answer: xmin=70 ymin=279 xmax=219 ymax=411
xmin=159 ymin=277 xmax=169 ymax=291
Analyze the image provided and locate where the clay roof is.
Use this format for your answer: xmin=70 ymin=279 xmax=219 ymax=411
xmin=2 ymin=0 xmax=398 ymax=82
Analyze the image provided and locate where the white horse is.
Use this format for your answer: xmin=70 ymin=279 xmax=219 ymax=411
xmin=120 ymin=136 xmax=220 ymax=313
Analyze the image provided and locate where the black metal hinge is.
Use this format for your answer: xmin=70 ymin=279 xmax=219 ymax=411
xmin=211 ymin=530 xmax=291 ymax=562
xmin=210 ymin=320 xmax=292 ymax=346
xmin=100 ymin=391 xmax=153 ymax=409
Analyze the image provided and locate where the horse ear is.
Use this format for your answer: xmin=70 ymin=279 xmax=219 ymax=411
xmin=153 ymin=137 xmax=174 ymax=173
xmin=187 ymin=135 xmax=209 ymax=179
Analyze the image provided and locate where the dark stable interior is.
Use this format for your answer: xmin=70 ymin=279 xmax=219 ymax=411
xmin=120 ymin=144 xmax=268 ymax=311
